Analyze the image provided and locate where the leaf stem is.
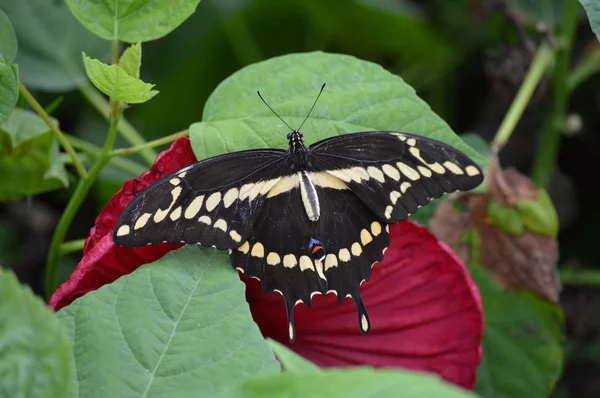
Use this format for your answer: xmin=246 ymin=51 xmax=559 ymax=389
xmin=19 ymin=83 xmax=87 ymax=178
xmin=60 ymin=239 xmax=87 ymax=255
xmin=491 ymin=42 xmax=554 ymax=155
xmin=67 ymin=135 xmax=147 ymax=176
xmin=77 ymin=82 xmax=157 ymax=165
xmin=531 ymin=0 xmax=579 ymax=188
xmin=111 ymin=129 xmax=189 ymax=157
xmin=567 ymin=47 xmax=600 ymax=93
xmin=560 ymin=268 xmax=600 ymax=286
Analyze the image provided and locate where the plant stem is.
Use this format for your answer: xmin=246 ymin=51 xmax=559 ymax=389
xmin=67 ymin=135 xmax=147 ymax=176
xmin=531 ymin=0 xmax=579 ymax=188
xmin=491 ymin=42 xmax=554 ymax=155
xmin=77 ymin=82 xmax=157 ymax=165
xmin=60 ymin=239 xmax=87 ymax=255
xmin=568 ymin=47 xmax=600 ymax=92
xmin=111 ymin=129 xmax=189 ymax=157
xmin=19 ymin=83 xmax=87 ymax=178
xmin=560 ymin=268 xmax=600 ymax=286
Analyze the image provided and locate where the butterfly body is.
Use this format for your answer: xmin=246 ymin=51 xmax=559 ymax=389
xmin=114 ymin=128 xmax=483 ymax=342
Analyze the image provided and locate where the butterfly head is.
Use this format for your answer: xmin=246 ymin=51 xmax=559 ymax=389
xmin=287 ymin=130 xmax=305 ymax=152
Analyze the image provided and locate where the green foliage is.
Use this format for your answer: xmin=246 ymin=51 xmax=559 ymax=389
xmin=0 ymin=108 xmax=69 ymax=201
xmin=579 ymin=0 xmax=600 ymax=42
xmin=516 ymin=189 xmax=559 ymax=237
xmin=487 ymin=200 xmax=525 ymax=236
xmin=56 ymin=246 xmax=280 ymax=398
xmin=0 ymin=9 xmax=18 ymax=123
xmin=0 ymin=0 xmax=108 ymax=92
xmin=82 ymin=52 xmax=158 ymax=103
xmin=119 ymin=43 xmax=142 ymax=79
xmin=266 ymin=339 xmax=320 ymax=373
xmin=471 ymin=264 xmax=564 ymax=398
xmin=190 ymin=52 xmax=486 ymax=165
xmin=218 ymin=368 xmax=480 ymax=398
xmin=0 ymin=268 xmax=74 ymax=398
xmin=509 ymin=0 xmax=565 ymax=31
xmin=65 ymin=0 xmax=202 ymax=43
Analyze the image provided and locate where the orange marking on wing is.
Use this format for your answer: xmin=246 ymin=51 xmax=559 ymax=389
xmin=311 ymin=245 xmax=323 ymax=254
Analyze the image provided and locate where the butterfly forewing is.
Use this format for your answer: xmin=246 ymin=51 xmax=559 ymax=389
xmin=113 ymin=149 xmax=286 ymax=249
xmin=309 ymin=131 xmax=484 ymax=223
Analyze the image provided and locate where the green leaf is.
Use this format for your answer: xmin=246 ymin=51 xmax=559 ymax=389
xmin=0 ymin=268 xmax=74 ymax=398
xmin=580 ymin=0 xmax=600 ymax=42
xmin=56 ymin=246 xmax=280 ymax=398
xmin=0 ymin=0 xmax=109 ymax=92
xmin=486 ymin=200 xmax=525 ymax=236
xmin=65 ymin=0 xmax=202 ymax=43
xmin=218 ymin=367 xmax=480 ymax=398
xmin=266 ymin=339 xmax=320 ymax=373
xmin=516 ymin=189 xmax=559 ymax=237
xmin=190 ymin=52 xmax=486 ymax=167
xmin=0 ymin=9 xmax=17 ymax=64
xmin=0 ymin=63 xmax=18 ymax=123
xmin=119 ymin=42 xmax=142 ymax=79
xmin=0 ymin=108 xmax=69 ymax=201
xmin=471 ymin=265 xmax=564 ymax=398
xmin=82 ymin=52 xmax=158 ymax=104
xmin=509 ymin=0 xmax=565 ymax=31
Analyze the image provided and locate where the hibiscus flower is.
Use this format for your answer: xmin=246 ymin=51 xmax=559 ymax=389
xmin=49 ymin=137 xmax=484 ymax=390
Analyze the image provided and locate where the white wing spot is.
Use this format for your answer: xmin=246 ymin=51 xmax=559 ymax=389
xmin=351 ymin=242 xmax=363 ymax=256
xmin=134 ymin=213 xmax=152 ymax=230
xmin=385 ymin=205 xmax=393 ymax=219
xmin=409 ymin=147 xmax=445 ymax=174
xmin=283 ymin=254 xmax=297 ymax=268
xmin=360 ymin=229 xmax=373 ymax=245
xmin=325 ymin=254 xmax=338 ymax=270
xmin=251 ymin=242 xmax=265 ymax=258
xmin=371 ymin=221 xmax=382 ymax=236
xmin=395 ymin=134 xmax=407 ymax=141
xmin=223 ymin=188 xmax=239 ymax=208
xmin=259 ymin=177 xmax=281 ymax=195
xmin=338 ymin=248 xmax=351 ymax=262
xmin=466 ymin=165 xmax=481 ymax=176
xmin=417 ymin=165 xmax=433 ymax=178
xmin=229 ymin=230 xmax=242 ymax=242
xmin=238 ymin=241 xmax=250 ymax=254
xmin=397 ymin=162 xmax=420 ymax=181
xmin=367 ymin=166 xmax=385 ymax=183
xmin=382 ymin=164 xmax=400 ymax=181
xmin=177 ymin=171 xmax=187 ymax=178
xmin=443 ymin=161 xmax=464 ymax=175
xmin=248 ymin=180 xmax=266 ymax=201
xmin=390 ymin=190 xmax=401 ymax=205
xmin=205 ymin=192 xmax=222 ymax=212
xmin=184 ymin=195 xmax=204 ymax=219
xmin=361 ymin=314 xmax=370 ymax=332
xmin=266 ymin=175 xmax=300 ymax=198
xmin=214 ymin=219 xmax=227 ymax=232
xmin=239 ymin=183 xmax=255 ymax=200
xmin=169 ymin=206 xmax=182 ymax=221
xmin=116 ymin=225 xmax=130 ymax=236
xmin=351 ymin=167 xmax=370 ymax=181
xmin=406 ymin=138 xmax=416 ymax=146
xmin=199 ymin=215 xmax=212 ymax=225
xmin=400 ymin=182 xmax=411 ymax=193
xmin=267 ymin=252 xmax=281 ymax=266
xmin=153 ymin=186 xmax=182 ymax=222
xmin=169 ymin=178 xmax=180 ymax=186
xmin=299 ymin=255 xmax=315 ymax=271
xmin=310 ymin=172 xmax=349 ymax=190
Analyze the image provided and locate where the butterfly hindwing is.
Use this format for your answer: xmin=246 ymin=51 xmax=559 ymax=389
xmin=113 ymin=149 xmax=287 ymax=249
xmin=309 ymin=131 xmax=484 ymax=223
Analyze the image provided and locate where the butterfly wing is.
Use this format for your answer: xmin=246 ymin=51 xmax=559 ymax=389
xmin=113 ymin=149 xmax=287 ymax=250
xmin=309 ymin=131 xmax=484 ymax=222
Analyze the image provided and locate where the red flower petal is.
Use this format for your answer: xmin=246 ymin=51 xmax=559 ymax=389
xmin=245 ymin=221 xmax=483 ymax=389
xmin=49 ymin=137 xmax=197 ymax=310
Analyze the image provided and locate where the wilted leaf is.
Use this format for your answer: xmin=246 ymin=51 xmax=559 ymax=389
xmin=0 ymin=269 xmax=74 ymax=398
xmin=65 ymin=0 xmax=202 ymax=43
xmin=82 ymin=52 xmax=158 ymax=103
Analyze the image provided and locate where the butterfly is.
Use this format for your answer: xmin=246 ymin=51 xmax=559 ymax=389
xmin=113 ymin=84 xmax=484 ymax=342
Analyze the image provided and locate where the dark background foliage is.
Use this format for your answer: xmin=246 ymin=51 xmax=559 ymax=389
xmin=2 ymin=0 xmax=600 ymax=396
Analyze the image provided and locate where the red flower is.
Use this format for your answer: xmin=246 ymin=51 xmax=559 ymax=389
xmin=49 ymin=137 xmax=484 ymax=389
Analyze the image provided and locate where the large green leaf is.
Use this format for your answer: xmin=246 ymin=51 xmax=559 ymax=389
xmin=579 ymin=0 xmax=600 ymax=42
xmin=65 ymin=0 xmax=201 ymax=43
xmin=472 ymin=265 xmax=564 ymax=398
xmin=56 ymin=246 xmax=280 ymax=398
xmin=190 ymin=52 xmax=485 ymax=166
xmin=82 ymin=53 xmax=158 ymax=103
xmin=0 ymin=0 xmax=108 ymax=92
xmin=0 ymin=269 xmax=74 ymax=398
xmin=218 ymin=367 xmax=480 ymax=398
xmin=0 ymin=9 xmax=17 ymax=64
xmin=266 ymin=339 xmax=319 ymax=373
xmin=0 ymin=10 xmax=18 ymax=123
xmin=509 ymin=0 xmax=565 ymax=31
xmin=0 ymin=108 xmax=69 ymax=201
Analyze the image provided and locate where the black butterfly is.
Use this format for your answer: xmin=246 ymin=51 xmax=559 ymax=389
xmin=113 ymin=85 xmax=484 ymax=342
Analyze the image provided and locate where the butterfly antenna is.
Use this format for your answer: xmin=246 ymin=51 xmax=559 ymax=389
xmin=257 ymin=90 xmax=294 ymax=131
xmin=297 ymin=83 xmax=326 ymax=131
